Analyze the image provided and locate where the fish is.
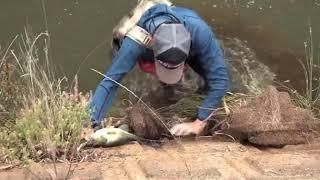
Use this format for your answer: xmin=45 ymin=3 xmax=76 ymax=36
xmin=77 ymin=126 xmax=139 ymax=151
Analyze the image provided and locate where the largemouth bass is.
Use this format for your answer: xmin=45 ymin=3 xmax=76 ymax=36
xmin=78 ymin=127 xmax=139 ymax=151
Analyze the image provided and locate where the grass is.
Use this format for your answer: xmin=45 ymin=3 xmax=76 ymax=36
xmin=0 ymin=14 xmax=318 ymax=166
xmin=0 ymin=28 xmax=90 ymax=162
xmin=0 ymin=62 xmax=23 ymax=124
xmin=302 ymin=22 xmax=320 ymax=112
xmin=283 ymin=22 xmax=320 ymax=116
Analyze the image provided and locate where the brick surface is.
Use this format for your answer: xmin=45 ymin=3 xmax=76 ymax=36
xmin=1 ymin=141 xmax=320 ymax=179
xmin=245 ymin=153 xmax=320 ymax=178
xmin=139 ymin=153 xmax=191 ymax=179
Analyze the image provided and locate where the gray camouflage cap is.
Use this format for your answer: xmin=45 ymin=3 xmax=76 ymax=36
xmin=153 ymin=23 xmax=191 ymax=60
xmin=152 ymin=23 xmax=191 ymax=84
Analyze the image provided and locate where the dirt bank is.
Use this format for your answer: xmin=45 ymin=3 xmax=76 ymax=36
xmin=2 ymin=139 xmax=320 ymax=179
xmin=126 ymin=86 xmax=320 ymax=147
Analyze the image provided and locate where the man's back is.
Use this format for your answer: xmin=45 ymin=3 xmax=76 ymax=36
xmin=138 ymin=4 xmax=222 ymax=78
xmin=90 ymin=3 xmax=229 ymax=132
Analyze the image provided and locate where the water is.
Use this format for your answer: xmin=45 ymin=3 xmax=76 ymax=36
xmin=0 ymin=0 xmax=319 ymax=92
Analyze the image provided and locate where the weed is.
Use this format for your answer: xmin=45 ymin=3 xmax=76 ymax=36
xmin=289 ymin=21 xmax=320 ymax=115
xmin=0 ymin=28 xmax=90 ymax=161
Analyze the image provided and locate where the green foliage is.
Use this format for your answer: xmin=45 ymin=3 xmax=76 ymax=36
xmin=0 ymin=63 xmax=24 ymax=123
xmin=0 ymin=94 xmax=89 ymax=161
xmin=0 ymin=28 xmax=91 ymax=161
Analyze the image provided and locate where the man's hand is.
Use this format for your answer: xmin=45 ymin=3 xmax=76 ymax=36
xmin=170 ymin=119 xmax=207 ymax=136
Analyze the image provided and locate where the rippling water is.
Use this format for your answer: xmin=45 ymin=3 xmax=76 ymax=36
xmin=0 ymin=0 xmax=319 ymax=92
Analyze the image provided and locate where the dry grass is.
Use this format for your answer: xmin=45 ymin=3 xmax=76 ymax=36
xmin=282 ymin=23 xmax=320 ymax=117
xmin=0 ymin=28 xmax=90 ymax=162
xmin=157 ymin=92 xmax=252 ymax=119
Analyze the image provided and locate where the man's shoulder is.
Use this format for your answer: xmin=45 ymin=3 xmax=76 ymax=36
xmin=173 ymin=7 xmax=212 ymax=33
xmin=172 ymin=6 xmax=201 ymax=19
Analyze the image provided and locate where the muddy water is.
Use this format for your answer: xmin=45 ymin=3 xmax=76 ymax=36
xmin=0 ymin=0 xmax=319 ymax=92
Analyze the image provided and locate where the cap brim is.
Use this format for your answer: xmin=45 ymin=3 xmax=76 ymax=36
xmin=155 ymin=60 xmax=184 ymax=84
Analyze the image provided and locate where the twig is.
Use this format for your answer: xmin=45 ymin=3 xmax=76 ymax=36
xmin=52 ymin=153 xmax=58 ymax=180
xmin=0 ymin=35 xmax=19 ymax=68
xmin=77 ymin=142 xmax=88 ymax=152
xmin=10 ymin=50 xmax=24 ymax=73
xmin=223 ymin=97 xmax=231 ymax=116
xmin=69 ymin=39 xmax=108 ymax=93
xmin=28 ymin=32 xmax=49 ymax=55
xmin=41 ymin=0 xmax=49 ymax=34
xmin=122 ymin=99 xmax=134 ymax=107
xmin=208 ymin=118 xmax=230 ymax=133
xmin=66 ymin=136 xmax=83 ymax=179
xmin=0 ymin=164 xmax=19 ymax=171
xmin=41 ymin=0 xmax=53 ymax=78
xmin=213 ymin=132 xmax=236 ymax=142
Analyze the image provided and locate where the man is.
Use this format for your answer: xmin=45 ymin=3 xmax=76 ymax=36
xmin=90 ymin=1 xmax=229 ymax=136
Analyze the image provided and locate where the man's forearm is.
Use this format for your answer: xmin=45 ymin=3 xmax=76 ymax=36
xmin=197 ymin=63 xmax=229 ymax=121
xmin=197 ymin=85 xmax=228 ymax=120
xmin=90 ymin=78 xmax=120 ymax=125
xmin=90 ymin=38 xmax=144 ymax=125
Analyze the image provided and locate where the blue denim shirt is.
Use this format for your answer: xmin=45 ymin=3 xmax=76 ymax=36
xmin=90 ymin=4 xmax=229 ymax=125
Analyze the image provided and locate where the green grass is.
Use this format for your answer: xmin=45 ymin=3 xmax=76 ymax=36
xmin=0 ymin=28 xmax=90 ymax=162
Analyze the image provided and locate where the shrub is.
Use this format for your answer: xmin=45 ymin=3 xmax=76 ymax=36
xmin=0 ymin=28 xmax=90 ymax=161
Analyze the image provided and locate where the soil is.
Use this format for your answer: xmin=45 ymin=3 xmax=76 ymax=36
xmin=2 ymin=87 xmax=320 ymax=179
xmin=126 ymin=105 xmax=170 ymax=140
xmin=126 ymin=85 xmax=320 ymax=147
xmin=228 ymin=86 xmax=320 ymax=146
xmin=2 ymin=138 xmax=320 ymax=179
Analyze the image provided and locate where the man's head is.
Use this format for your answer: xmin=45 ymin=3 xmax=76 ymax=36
xmin=152 ymin=23 xmax=191 ymax=84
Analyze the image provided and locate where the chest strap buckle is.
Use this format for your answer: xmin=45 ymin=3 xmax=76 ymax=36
xmin=126 ymin=25 xmax=152 ymax=48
